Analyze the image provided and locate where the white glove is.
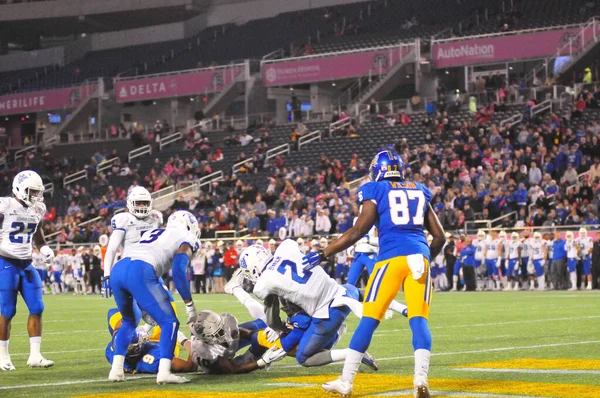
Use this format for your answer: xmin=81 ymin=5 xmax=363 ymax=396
xmin=496 ymin=259 xmax=501 ymax=269
xmin=356 ymin=237 xmax=369 ymax=246
xmin=40 ymin=245 xmax=54 ymax=264
xmin=185 ymin=302 xmax=198 ymax=325
xmin=256 ymin=346 xmax=287 ymax=368
xmin=264 ymin=327 xmax=280 ymax=343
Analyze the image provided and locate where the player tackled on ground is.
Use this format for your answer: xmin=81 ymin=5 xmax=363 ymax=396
xmin=302 ymin=150 xmax=446 ymax=398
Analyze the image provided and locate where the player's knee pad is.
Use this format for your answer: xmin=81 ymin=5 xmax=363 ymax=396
xmin=409 ymin=316 xmax=431 ymax=351
xmin=0 ymin=301 xmax=17 ymax=319
xmin=348 ymin=316 xmax=380 ymax=353
xmin=28 ymin=299 xmax=44 ymax=316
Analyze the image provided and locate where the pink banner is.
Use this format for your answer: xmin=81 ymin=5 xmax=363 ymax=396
xmin=433 ymin=25 xmax=598 ymax=68
xmin=115 ymin=67 xmax=243 ymax=103
xmin=0 ymin=85 xmax=97 ymax=116
xmin=263 ymin=46 xmax=412 ymax=86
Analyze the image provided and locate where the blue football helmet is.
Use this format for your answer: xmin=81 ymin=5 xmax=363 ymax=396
xmin=369 ymin=150 xmax=404 ymax=182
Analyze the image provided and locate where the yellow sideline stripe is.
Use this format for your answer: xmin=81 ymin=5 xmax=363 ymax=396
xmin=457 ymin=358 xmax=600 ymax=370
xmin=79 ymin=373 xmax=600 ymax=398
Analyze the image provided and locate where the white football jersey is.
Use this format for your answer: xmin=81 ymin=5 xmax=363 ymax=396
xmin=507 ymin=241 xmax=521 ymax=259
xmin=474 ymin=239 xmax=486 ymax=261
xmin=125 ymin=227 xmax=199 ymax=277
xmin=71 ymin=254 xmax=83 ymax=270
xmin=253 ymin=239 xmax=345 ymax=318
xmin=499 ymin=239 xmax=508 ymax=259
xmin=530 ymin=239 xmax=545 ymax=260
xmin=520 ymin=238 xmax=531 ymax=258
xmin=565 ymin=239 xmax=578 ymax=259
xmin=335 ymin=251 xmax=347 ymax=265
xmin=52 ymin=254 xmax=65 ymax=271
xmin=545 ymin=239 xmax=553 ymax=259
xmin=484 ymin=238 xmax=500 ymax=260
xmin=578 ymin=237 xmax=594 ymax=257
xmin=353 ymin=217 xmax=378 ymax=254
xmin=111 ymin=210 xmax=163 ymax=259
xmin=0 ymin=197 xmax=45 ymax=260
xmin=32 ymin=252 xmax=45 ymax=268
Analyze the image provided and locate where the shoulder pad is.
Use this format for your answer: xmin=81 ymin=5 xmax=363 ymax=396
xmin=111 ymin=213 xmax=129 ymax=230
xmin=357 ymin=182 xmax=377 ymax=203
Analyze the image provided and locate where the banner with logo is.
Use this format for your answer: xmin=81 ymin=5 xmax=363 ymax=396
xmin=0 ymin=84 xmax=97 ymax=116
xmin=262 ymin=45 xmax=413 ymax=87
xmin=432 ymin=24 xmax=598 ymax=68
xmin=115 ymin=66 xmax=244 ymax=103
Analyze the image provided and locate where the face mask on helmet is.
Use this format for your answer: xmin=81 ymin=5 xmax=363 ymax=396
xmin=192 ymin=311 xmax=227 ymax=346
xmin=13 ymin=171 xmax=45 ymax=207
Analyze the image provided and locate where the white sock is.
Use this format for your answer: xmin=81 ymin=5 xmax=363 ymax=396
xmin=440 ymin=274 xmax=448 ymax=289
xmin=414 ymin=348 xmax=431 ymax=386
xmin=158 ymin=358 xmax=172 ymax=375
xmin=330 ymin=349 xmax=347 ymax=362
xmin=341 ymin=349 xmax=362 ymax=383
xmin=0 ymin=340 xmax=9 ymax=360
xmin=29 ymin=336 xmax=41 ymax=358
xmin=452 ymin=275 xmax=458 ymax=286
xmin=112 ymin=354 xmax=125 ymax=372
xmin=177 ymin=331 xmax=187 ymax=344
xmin=233 ymin=288 xmax=266 ymax=321
xmin=388 ymin=300 xmax=408 ymax=315
xmin=570 ymin=272 xmax=577 ymax=288
xmin=538 ymin=275 xmax=545 ymax=290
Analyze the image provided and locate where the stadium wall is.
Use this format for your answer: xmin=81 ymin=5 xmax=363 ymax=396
xmin=0 ymin=47 xmax=64 ymax=73
xmin=90 ymin=23 xmax=186 ymax=52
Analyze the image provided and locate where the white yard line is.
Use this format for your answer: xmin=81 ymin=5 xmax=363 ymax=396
xmin=11 ymin=348 xmax=105 ymax=357
xmin=455 ymin=368 xmax=600 ymax=375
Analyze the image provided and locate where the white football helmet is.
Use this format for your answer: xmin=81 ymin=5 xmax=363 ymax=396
xmin=477 ymin=230 xmax=486 ymax=240
xmin=268 ymin=239 xmax=276 ymax=247
xmin=239 ymin=244 xmax=272 ymax=282
xmin=13 ymin=170 xmax=44 ymax=207
xmin=99 ymin=234 xmax=109 ymax=247
xmin=579 ymin=228 xmax=587 ymax=238
xmin=319 ymin=237 xmax=328 ymax=247
xmin=167 ymin=210 xmax=201 ymax=240
xmin=127 ymin=186 xmax=152 ymax=218
xmin=255 ymin=239 xmax=264 ymax=246
xmin=511 ymin=232 xmax=520 ymax=241
xmin=235 ymin=240 xmax=244 ymax=250
xmin=499 ymin=231 xmax=507 ymax=239
xmin=565 ymin=231 xmax=574 ymax=240
xmin=296 ymin=237 xmax=305 ymax=246
xmin=533 ymin=232 xmax=542 ymax=240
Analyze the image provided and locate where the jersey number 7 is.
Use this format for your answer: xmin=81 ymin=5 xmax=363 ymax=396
xmin=388 ymin=190 xmax=425 ymax=226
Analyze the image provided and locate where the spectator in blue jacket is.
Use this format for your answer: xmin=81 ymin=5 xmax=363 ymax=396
xmin=453 ymin=236 xmax=477 ymax=291
xmin=552 ymin=232 xmax=568 ymax=290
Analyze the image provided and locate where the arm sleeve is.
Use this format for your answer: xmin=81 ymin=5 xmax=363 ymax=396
xmin=172 ymin=252 xmax=192 ymax=301
xmin=103 ymin=229 xmax=125 ymax=277
xmin=280 ymin=328 xmax=304 ymax=352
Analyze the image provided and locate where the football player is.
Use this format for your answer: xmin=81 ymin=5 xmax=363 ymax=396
xmin=71 ymin=248 xmax=85 ymax=295
xmin=0 ymin=171 xmax=54 ymax=370
xmin=50 ymin=251 xmax=65 ymax=294
xmin=32 ymin=249 xmax=48 ymax=294
xmin=504 ymin=232 xmax=522 ymax=291
xmin=565 ymin=231 xmax=579 ymax=291
xmin=577 ymin=228 xmax=594 ymax=290
xmin=239 ymin=240 xmax=378 ymax=370
xmin=107 ymin=211 xmax=200 ymax=384
xmin=498 ymin=230 xmax=507 ymax=286
xmin=520 ymin=230 xmax=532 ymax=289
xmin=474 ymin=230 xmax=486 ymax=290
xmin=529 ymin=232 xmax=547 ymax=290
xmin=302 ymin=150 xmax=446 ymax=398
xmin=483 ymin=231 xmax=501 ymax=290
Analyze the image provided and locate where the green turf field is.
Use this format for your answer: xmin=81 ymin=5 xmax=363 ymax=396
xmin=1 ymin=291 xmax=599 ymax=398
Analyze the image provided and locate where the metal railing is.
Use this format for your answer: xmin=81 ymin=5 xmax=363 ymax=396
xmin=232 ymin=157 xmax=255 ymax=174
xmin=96 ymin=157 xmax=119 ymax=174
xmin=63 ymin=169 xmax=87 ymax=186
xmin=159 ymin=132 xmax=182 ymax=150
xmin=45 ymin=215 xmax=105 ymax=243
xmin=527 ymin=194 xmax=556 ymax=218
xmin=329 ymin=118 xmax=351 ymax=136
xmin=298 ymin=130 xmax=322 ymax=150
xmin=151 ymin=185 xmax=175 ymax=199
xmin=464 ymin=211 xmax=517 ymax=234
xmin=128 ymin=145 xmax=151 ymax=163
xmin=198 ymin=170 xmax=224 ymax=186
xmin=566 ymin=170 xmax=592 ymax=194
xmin=153 ymin=183 xmax=198 ymax=211
xmin=44 ymin=182 xmax=54 ymax=197
xmin=14 ymin=145 xmax=36 ymax=161
xmin=215 ymin=228 xmax=249 ymax=239
xmin=265 ymin=144 xmax=290 ymax=163
xmin=530 ymin=99 xmax=552 ymax=117
xmin=262 ymin=48 xmax=284 ymax=61
xmin=115 ymin=62 xmax=245 ymax=83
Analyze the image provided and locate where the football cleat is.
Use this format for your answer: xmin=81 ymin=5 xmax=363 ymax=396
xmin=361 ymin=351 xmax=378 ymax=371
xmin=0 ymin=359 xmax=16 ymax=371
xmin=512 ymin=284 xmax=520 ymax=291
xmin=323 ymin=377 xmax=352 ymax=397
xmin=224 ymin=269 xmax=244 ymax=295
xmin=384 ymin=309 xmax=394 ymax=320
xmin=27 ymin=356 xmax=54 ymax=369
xmin=157 ymin=372 xmax=190 ymax=384
xmin=414 ymin=385 xmax=431 ymax=398
xmin=108 ymin=368 xmax=125 ymax=382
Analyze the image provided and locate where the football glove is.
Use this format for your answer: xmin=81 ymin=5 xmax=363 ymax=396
xmin=302 ymin=250 xmax=324 ymax=271
xmin=185 ymin=302 xmax=198 ymax=325
xmin=256 ymin=346 xmax=287 ymax=368
xmin=264 ymin=327 xmax=280 ymax=343
xmin=40 ymin=245 xmax=54 ymax=264
xmin=101 ymin=277 xmax=112 ymax=298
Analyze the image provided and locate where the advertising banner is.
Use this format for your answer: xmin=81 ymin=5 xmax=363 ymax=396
xmin=115 ymin=66 xmax=244 ymax=103
xmin=0 ymin=85 xmax=97 ymax=116
xmin=262 ymin=45 xmax=413 ymax=86
xmin=432 ymin=24 xmax=598 ymax=68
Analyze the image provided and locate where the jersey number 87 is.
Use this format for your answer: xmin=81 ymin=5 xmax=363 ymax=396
xmin=388 ymin=190 xmax=425 ymax=226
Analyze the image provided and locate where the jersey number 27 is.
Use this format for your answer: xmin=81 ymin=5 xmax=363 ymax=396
xmin=388 ymin=190 xmax=425 ymax=226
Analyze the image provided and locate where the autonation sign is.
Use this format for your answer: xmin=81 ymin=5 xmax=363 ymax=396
xmin=432 ymin=25 xmax=597 ymax=68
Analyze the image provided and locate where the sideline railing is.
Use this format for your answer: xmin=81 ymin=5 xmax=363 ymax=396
xmin=298 ymin=130 xmax=322 ymax=150
xmin=63 ymin=170 xmax=87 ymax=186
xmin=159 ymin=132 xmax=182 ymax=150
xmin=96 ymin=157 xmax=119 ymax=174
xmin=265 ymin=144 xmax=290 ymax=163
xmin=128 ymin=145 xmax=151 ymax=163
xmin=14 ymin=145 xmax=36 ymax=161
